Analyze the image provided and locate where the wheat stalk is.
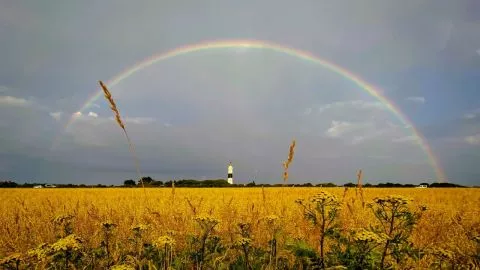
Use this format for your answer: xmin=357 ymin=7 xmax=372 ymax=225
xmin=98 ymin=81 xmax=145 ymax=191
xmin=282 ymin=139 xmax=296 ymax=184
xmin=357 ymin=169 xmax=364 ymax=208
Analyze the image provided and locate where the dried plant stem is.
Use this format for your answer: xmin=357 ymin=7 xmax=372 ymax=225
xmin=357 ymin=169 xmax=364 ymax=208
xmin=98 ymin=81 xmax=145 ymax=194
xmin=282 ymin=139 xmax=296 ymax=185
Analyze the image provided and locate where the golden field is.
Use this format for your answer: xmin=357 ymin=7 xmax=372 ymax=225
xmin=1 ymin=187 xmax=479 ymax=269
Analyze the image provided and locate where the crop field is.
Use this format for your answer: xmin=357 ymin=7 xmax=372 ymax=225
xmin=1 ymin=187 xmax=479 ymax=269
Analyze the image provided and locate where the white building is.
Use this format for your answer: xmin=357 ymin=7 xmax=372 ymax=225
xmin=227 ymin=162 xmax=233 ymax=184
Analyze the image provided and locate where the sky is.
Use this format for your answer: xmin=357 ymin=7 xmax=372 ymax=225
xmin=1 ymin=0 xmax=479 ymax=185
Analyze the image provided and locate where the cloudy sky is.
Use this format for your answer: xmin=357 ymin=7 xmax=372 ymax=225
xmin=1 ymin=0 xmax=479 ymax=185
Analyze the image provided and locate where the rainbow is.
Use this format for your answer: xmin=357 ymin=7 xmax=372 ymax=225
xmin=64 ymin=39 xmax=446 ymax=181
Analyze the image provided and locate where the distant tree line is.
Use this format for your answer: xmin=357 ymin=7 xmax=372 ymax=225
xmin=0 ymin=178 xmax=471 ymax=188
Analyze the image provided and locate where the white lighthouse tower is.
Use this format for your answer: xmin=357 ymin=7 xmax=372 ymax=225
xmin=227 ymin=162 xmax=233 ymax=184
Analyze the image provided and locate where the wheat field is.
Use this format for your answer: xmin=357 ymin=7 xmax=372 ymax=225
xmin=0 ymin=187 xmax=479 ymax=269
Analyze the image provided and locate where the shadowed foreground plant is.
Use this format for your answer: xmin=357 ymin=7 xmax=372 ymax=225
xmin=368 ymin=195 xmax=426 ymax=269
xmin=234 ymin=222 xmax=253 ymax=270
xmin=193 ymin=215 xmax=219 ymax=268
xmin=153 ymin=235 xmax=175 ymax=269
xmin=49 ymin=234 xmax=84 ymax=269
xmin=264 ymin=215 xmax=281 ymax=269
xmin=52 ymin=214 xmax=75 ymax=239
xmin=296 ymin=191 xmax=341 ymax=269
xmin=328 ymin=228 xmax=386 ymax=269
xmin=101 ymin=221 xmax=117 ymax=266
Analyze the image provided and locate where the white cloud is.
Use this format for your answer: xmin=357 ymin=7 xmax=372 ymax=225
xmin=406 ymin=96 xmax=426 ymax=104
xmin=0 ymin=95 xmax=31 ymax=106
xmin=325 ymin=121 xmax=370 ymax=138
xmin=463 ymin=108 xmax=480 ymax=119
xmin=72 ymin=111 xmax=82 ymax=118
xmin=392 ymin=135 xmax=417 ymax=143
xmin=465 ymin=134 xmax=480 ymax=145
xmin=49 ymin=111 xmax=63 ymax=121
xmin=88 ymin=111 xmax=98 ymax=118
xmin=124 ymin=117 xmax=156 ymax=125
xmin=318 ymin=100 xmax=386 ymax=114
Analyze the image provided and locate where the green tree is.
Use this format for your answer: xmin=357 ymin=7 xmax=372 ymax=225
xmin=123 ymin=180 xmax=136 ymax=186
xmin=139 ymin=176 xmax=154 ymax=185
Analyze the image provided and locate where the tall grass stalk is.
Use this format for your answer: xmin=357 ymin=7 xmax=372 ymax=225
xmin=282 ymin=139 xmax=296 ymax=185
xmin=99 ymin=81 xmax=145 ymax=193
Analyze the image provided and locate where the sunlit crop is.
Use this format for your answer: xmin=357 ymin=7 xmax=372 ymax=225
xmin=0 ymin=187 xmax=479 ymax=269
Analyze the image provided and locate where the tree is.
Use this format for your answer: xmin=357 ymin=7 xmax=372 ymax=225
xmin=139 ymin=176 xmax=154 ymax=185
xmin=246 ymin=181 xmax=256 ymax=187
xmin=124 ymin=179 xmax=136 ymax=186
xmin=343 ymin=182 xmax=356 ymax=187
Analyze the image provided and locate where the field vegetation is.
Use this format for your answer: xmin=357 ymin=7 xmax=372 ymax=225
xmin=0 ymin=187 xmax=479 ymax=269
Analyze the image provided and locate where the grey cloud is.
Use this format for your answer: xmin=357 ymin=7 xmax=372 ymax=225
xmin=1 ymin=0 xmax=479 ymax=185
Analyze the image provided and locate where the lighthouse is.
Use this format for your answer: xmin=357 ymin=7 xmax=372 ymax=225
xmin=227 ymin=162 xmax=233 ymax=184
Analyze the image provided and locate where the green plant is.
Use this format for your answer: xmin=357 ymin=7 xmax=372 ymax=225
xmin=192 ymin=215 xmax=219 ymax=269
xmin=296 ymin=191 xmax=341 ymax=268
xmin=328 ymin=229 xmax=385 ymax=269
xmin=367 ymin=195 xmax=426 ymax=269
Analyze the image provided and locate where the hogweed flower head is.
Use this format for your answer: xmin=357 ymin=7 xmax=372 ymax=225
xmin=372 ymin=195 xmax=410 ymax=207
xmin=131 ymin=224 xmax=149 ymax=233
xmin=264 ymin=215 xmax=279 ymax=225
xmin=50 ymin=234 xmax=84 ymax=252
xmin=353 ymin=230 xmax=387 ymax=244
xmin=311 ymin=191 xmax=338 ymax=204
xmin=153 ymin=235 xmax=176 ymax=247
xmin=194 ymin=215 xmax=219 ymax=230
xmin=234 ymin=237 xmax=252 ymax=247
xmin=52 ymin=214 xmax=75 ymax=225
xmin=27 ymin=243 xmax=51 ymax=261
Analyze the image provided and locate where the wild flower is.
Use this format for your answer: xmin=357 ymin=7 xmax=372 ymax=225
xmin=52 ymin=214 xmax=75 ymax=225
xmin=264 ymin=214 xmax=280 ymax=225
xmin=194 ymin=215 xmax=219 ymax=224
xmin=372 ymin=195 xmax=410 ymax=206
xmin=153 ymin=236 xmax=176 ymax=247
xmin=130 ymin=224 xmax=149 ymax=233
xmin=234 ymin=237 xmax=252 ymax=247
xmin=352 ymin=230 xmax=386 ymax=244
xmin=52 ymin=214 xmax=75 ymax=237
xmin=50 ymin=234 xmax=84 ymax=252
xmin=310 ymin=191 xmax=339 ymax=204
xmin=27 ymin=243 xmax=51 ymax=261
